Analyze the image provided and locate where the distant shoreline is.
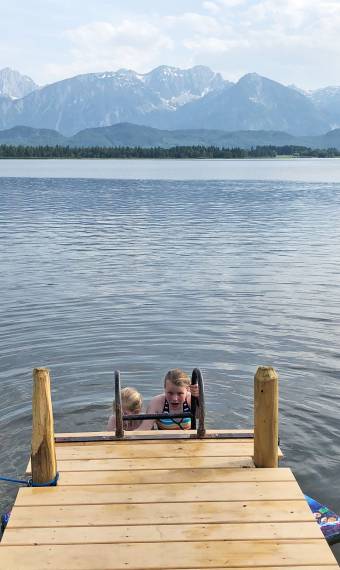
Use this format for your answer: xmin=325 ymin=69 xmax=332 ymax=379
xmin=1 ymin=144 xmax=340 ymax=160
xmin=2 ymin=156 xmax=340 ymax=161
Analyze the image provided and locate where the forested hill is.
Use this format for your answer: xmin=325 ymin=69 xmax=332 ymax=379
xmin=0 ymin=144 xmax=339 ymax=159
xmin=1 ymin=123 xmax=340 ymax=150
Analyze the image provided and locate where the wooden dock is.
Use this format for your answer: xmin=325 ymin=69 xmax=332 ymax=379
xmin=0 ymin=429 xmax=338 ymax=569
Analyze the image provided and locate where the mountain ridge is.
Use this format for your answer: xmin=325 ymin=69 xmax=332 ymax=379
xmin=0 ymin=66 xmax=339 ymax=136
xmin=1 ymin=122 xmax=340 ymax=150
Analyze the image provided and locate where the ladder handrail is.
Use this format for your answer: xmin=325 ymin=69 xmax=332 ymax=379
xmin=190 ymin=369 xmax=198 ymax=430
xmin=114 ymin=370 xmax=124 ymax=439
xmin=192 ymin=367 xmax=206 ymax=437
xmin=122 ymin=412 xmax=192 ymax=421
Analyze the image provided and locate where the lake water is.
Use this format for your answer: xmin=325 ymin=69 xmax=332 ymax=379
xmin=1 ymin=157 xmax=340 ymax=181
xmin=1 ymin=159 xmax=340 ymax=559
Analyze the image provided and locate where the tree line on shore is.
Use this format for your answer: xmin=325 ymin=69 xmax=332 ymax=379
xmin=0 ymin=144 xmax=339 ymax=159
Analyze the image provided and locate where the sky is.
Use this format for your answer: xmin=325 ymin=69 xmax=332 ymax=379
xmin=0 ymin=0 xmax=339 ymax=90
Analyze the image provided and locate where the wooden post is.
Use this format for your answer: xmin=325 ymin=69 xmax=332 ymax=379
xmin=253 ymin=366 xmax=279 ymax=468
xmin=31 ymin=367 xmax=57 ymax=484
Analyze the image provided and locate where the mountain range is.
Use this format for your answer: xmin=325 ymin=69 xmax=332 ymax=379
xmin=0 ymin=66 xmax=340 ymax=139
xmin=1 ymin=123 xmax=340 ymax=150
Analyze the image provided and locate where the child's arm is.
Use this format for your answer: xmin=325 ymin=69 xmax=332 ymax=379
xmin=106 ymin=414 xmax=116 ymax=431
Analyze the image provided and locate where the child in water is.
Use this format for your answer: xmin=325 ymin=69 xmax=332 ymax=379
xmin=107 ymin=386 xmax=143 ymax=431
xmin=137 ymin=368 xmax=199 ymax=431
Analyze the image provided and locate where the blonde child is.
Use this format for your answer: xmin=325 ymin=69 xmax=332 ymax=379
xmin=137 ymin=368 xmax=199 ymax=431
xmin=107 ymin=387 xmax=143 ymax=431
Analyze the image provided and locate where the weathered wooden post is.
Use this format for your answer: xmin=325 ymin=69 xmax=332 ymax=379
xmin=31 ymin=367 xmax=57 ymax=484
xmin=253 ymin=366 xmax=279 ymax=468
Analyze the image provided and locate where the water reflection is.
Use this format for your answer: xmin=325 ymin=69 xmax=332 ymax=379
xmin=0 ymin=176 xmax=340 ymax=559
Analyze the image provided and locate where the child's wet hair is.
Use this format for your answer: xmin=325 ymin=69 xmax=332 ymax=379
xmin=164 ymin=368 xmax=190 ymax=388
xmin=115 ymin=387 xmax=143 ymax=413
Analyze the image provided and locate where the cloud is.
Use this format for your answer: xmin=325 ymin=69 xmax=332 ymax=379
xmin=217 ymin=0 xmax=247 ymax=6
xmin=38 ymin=1 xmax=340 ymax=88
xmin=67 ymin=20 xmax=172 ymax=49
xmin=166 ymin=12 xmax=220 ymax=34
xmin=184 ymin=36 xmax=249 ymax=54
xmin=45 ymin=18 xmax=174 ymax=79
xmin=202 ymin=2 xmax=220 ymax=15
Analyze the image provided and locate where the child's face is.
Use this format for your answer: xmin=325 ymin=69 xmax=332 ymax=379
xmin=165 ymin=380 xmax=188 ymax=410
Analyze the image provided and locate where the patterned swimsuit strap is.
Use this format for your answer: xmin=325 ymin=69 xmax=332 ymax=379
xmin=163 ymin=398 xmax=191 ymax=429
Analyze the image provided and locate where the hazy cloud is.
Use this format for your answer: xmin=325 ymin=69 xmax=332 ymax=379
xmin=202 ymin=2 xmax=220 ymax=15
xmin=1 ymin=0 xmax=340 ymax=88
xmin=46 ymin=18 xmax=174 ymax=79
xmin=166 ymin=12 xmax=220 ymax=34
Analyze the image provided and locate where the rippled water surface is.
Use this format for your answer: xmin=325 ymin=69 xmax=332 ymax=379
xmin=1 ymin=163 xmax=340 ymax=558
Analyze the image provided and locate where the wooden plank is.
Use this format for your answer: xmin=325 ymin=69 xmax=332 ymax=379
xmin=57 ymin=467 xmax=295 ymax=486
xmin=0 ymin=540 xmax=336 ymax=569
xmin=15 ymin=481 xmax=304 ymax=506
xmin=54 ymin=442 xmax=265 ymax=459
xmin=8 ymin=500 xmax=313 ymax=527
xmin=55 ymin=430 xmax=254 ymax=438
xmin=52 ymin=455 xmax=255 ymax=471
xmin=56 ymin=438 xmax=257 ymax=445
xmin=2 ymin=522 xmax=323 ymax=545
xmin=55 ymin=437 xmax=255 ymax=445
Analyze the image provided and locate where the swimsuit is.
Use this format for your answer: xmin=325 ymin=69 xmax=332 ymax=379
xmin=156 ymin=398 xmax=192 ymax=430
